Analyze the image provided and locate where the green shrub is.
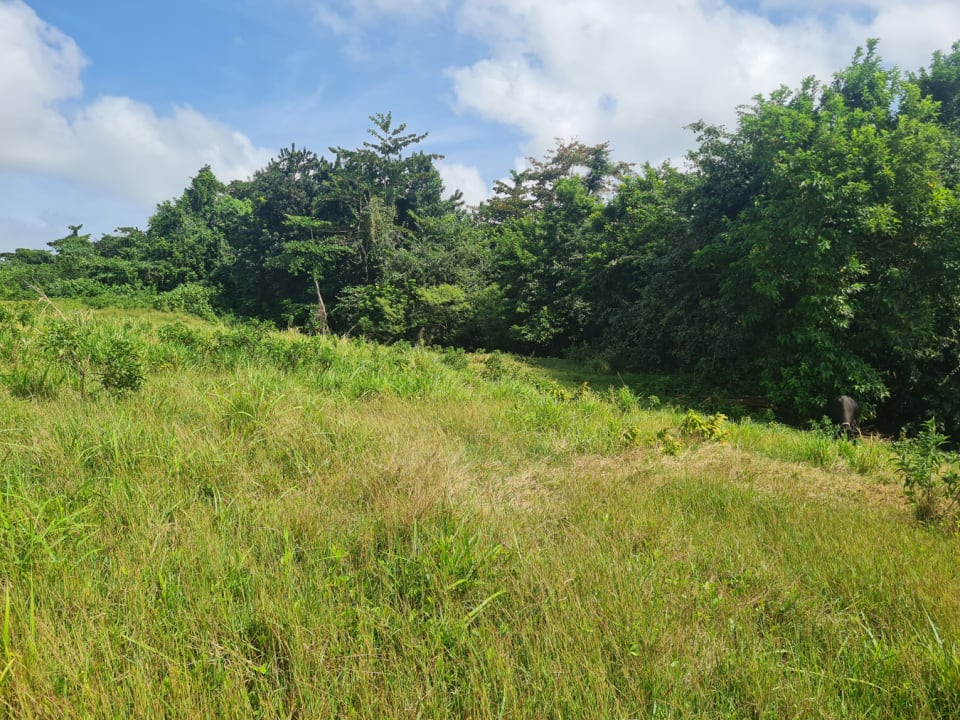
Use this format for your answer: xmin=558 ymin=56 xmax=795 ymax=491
xmin=46 ymin=278 xmax=111 ymax=298
xmin=437 ymin=346 xmax=469 ymax=370
xmin=97 ymin=335 xmax=147 ymax=395
xmin=893 ymin=419 xmax=960 ymax=522
xmin=153 ymin=283 xmax=217 ymax=320
xmin=679 ymin=409 xmax=730 ymax=442
xmin=38 ymin=316 xmax=94 ymax=399
xmin=608 ymin=386 xmax=639 ymax=413
xmin=35 ymin=311 xmax=149 ymax=398
xmin=655 ymin=427 xmax=683 ymax=455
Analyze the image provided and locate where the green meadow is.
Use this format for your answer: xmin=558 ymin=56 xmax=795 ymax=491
xmin=0 ymin=302 xmax=958 ymax=718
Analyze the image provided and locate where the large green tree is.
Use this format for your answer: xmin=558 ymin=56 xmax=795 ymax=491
xmin=480 ymin=140 xmax=631 ymax=353
xmin=686 ymin=41 xmax=960 ymax=425
xmin=143 ymin=166 xmax=248 ymax=291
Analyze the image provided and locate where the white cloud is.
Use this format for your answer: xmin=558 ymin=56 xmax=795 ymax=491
xmin=0 ymin=0 xmax=82 ymax=172
xmin=0 ymin=0 xmax=272 ymax=211
xmin=445 ymin=0 xmax=958 ymax=168
xmin=437 ymin=160 xmax=490 ymax=206
xmin=70 ymin=97 xmax=271 ymax=206
xmin=863 ymin=2 xmax=960 ymax=68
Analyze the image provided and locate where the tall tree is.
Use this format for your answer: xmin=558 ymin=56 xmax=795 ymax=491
xmin=479 ymin=140 xmax=631 ymax=352
xmin=916 ymin=40 xmax=960 ymax=129
xmin=143 ymin=166 xmax=248 ymax=291
xmin=264 ymin=215 xmax=349 ymax=333
xmin=226 ymin=146 xmax=328 ymax=319
xmin=687 ymin=42 xmax=960 ymax=423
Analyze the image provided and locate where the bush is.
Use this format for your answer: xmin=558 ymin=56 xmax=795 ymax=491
xmin=98 ymin=335 xmax=147 ymax=395
xmin=154 ymin=283 xmax=217 ymax=320
xmin=35 ymin=311 xmax=149 ymax=399
xmin=334 ymin=283 xmax=412 ymax=342
xmin=45 ymin=278 xmax=111 ymax=298
xmin=679 ymin=410 xmax=730 ymax=442
xmin=893 ymin=419 xmax=960 ymax=522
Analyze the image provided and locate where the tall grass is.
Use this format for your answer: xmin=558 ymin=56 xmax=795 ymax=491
xmin=0 ymin=302 xmax=957 ymax=717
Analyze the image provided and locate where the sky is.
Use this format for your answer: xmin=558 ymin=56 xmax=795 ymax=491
xmin=1 ymin=0 xmax=958 ymax=253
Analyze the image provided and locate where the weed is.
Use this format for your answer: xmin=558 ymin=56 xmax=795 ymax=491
xmin=799 ymin=417 xmax=841 ymax=468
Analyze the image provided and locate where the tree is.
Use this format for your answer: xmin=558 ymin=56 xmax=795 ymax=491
xmin=264 ymin=215 xmax=350 ymax=333
xmin=478 ymin=140 xmax=632 ymax=353
xmin=682 ymin=41 xmax=960 ymax=426
xmin=144 ymin=166 xmax=244 ymax=291
xmin=915 ymin=40 xmax=960 ymax=129
xmin=48 ymin=225 xmax=94 ymax=272
xmin=589 ymin=163 xmax=698 ymax=370
xmin=226 ymin=146 xmax=329 ymax=319
xmin=324 ymin=113 xmax=448 ymax=286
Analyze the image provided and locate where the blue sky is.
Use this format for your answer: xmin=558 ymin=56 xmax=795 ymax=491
xmin=2 ymin=0 xmax=958 ymax=252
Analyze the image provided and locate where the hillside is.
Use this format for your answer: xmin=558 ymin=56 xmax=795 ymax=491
xmin=0 ymin=303 xmax=958 ymax=718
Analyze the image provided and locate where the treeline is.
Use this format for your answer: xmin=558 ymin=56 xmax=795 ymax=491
xmin=3 ymin=40 xmax=960 ymax=434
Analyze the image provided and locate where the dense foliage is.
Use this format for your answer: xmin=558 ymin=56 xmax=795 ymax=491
xmin=4 ymin=43 xmax=960 ymax=433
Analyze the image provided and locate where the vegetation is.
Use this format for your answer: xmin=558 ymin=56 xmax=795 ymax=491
xmin=4 ymin=33 xmax=960 ymax=717
xmin=4 ymin=43 xmax=960 ymax=434
xmin=893 ymin=419 xmax=960 ymax=522
xmin=0 ymin=304 xmax=958 ymax=717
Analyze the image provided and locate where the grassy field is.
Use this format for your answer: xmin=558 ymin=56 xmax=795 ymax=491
xmin=0 ymin=301 xmax=958 ymax=718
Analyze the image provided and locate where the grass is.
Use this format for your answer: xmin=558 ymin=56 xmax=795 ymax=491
xmin=0 ymin=301 xmax=957 ymax=717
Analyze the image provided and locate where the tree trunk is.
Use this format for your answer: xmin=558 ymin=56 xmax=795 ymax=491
xmin=313 ymin=275 xmax=329 ymax=335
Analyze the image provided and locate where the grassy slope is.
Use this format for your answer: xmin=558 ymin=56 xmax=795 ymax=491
xmin=0 ymin=304 xmax=958 ymax=718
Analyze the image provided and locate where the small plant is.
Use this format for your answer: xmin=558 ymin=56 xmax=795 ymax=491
xmin=621 ymin=425 xmax=645 ymax=447
xmin=892 ymin=418 xmax=960 ymax=522
xmin=97 ymin=334 xmax=147 ymax=395
xmin=656 ymin=428 xmax=683 ymax=455
xmin=438 ymin=346 xmax=469 ymax=370
xmin=479 ymin=352 xmax=506 ymax=381
xmin=29 ymin=304 xmax=150 ymax=399
xmin=679 ymin=410 xmax=730 ymax=442
xmin=608 ymin=386 xmax=639 ymax=413
xmin=37 ymin=316 xmax=94 ymax=399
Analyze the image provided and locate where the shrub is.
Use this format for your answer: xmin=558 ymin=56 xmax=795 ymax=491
xmin=46 ymin=278 xmax=111 ymax=298
xmin=153 ymin=283 xmax=217 ymax=320
xmin=608 ymin=386 xmax=639 ymax=413
xmin=97 ymin=335 xmax=147 ymax=395
xmin=35 ymin=311 xmax=148 ymax=399
xmin=893 ymin=419 xmax=960 ymax=522
xmin=655 ymin=428 xmax=683 ymax=455
xmin=679 ymin=410 xmax=730 ymax=442
xmin=437 ymin=346 xmax=469 ymax=370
